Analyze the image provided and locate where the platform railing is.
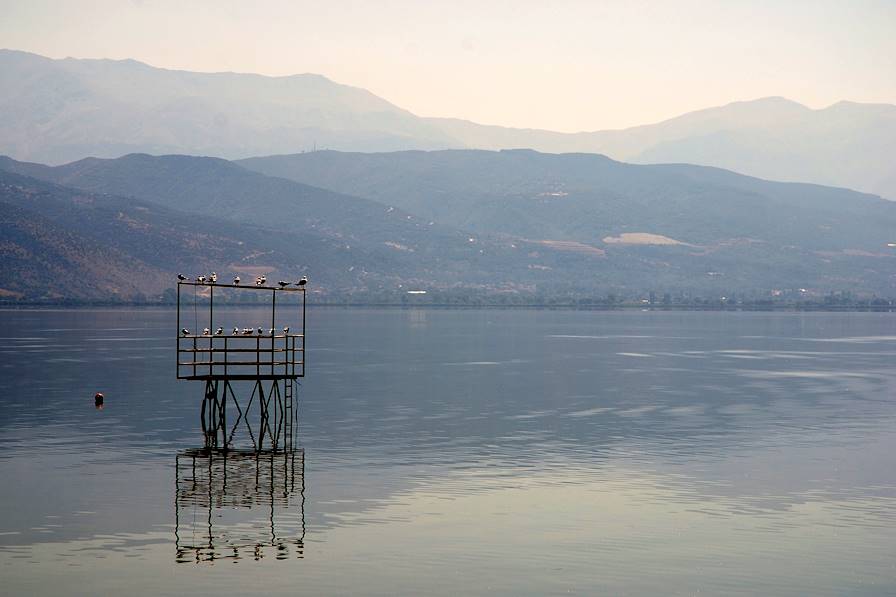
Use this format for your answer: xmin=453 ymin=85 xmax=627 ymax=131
xmin=177 ymin=333 xmax=305 ymax=380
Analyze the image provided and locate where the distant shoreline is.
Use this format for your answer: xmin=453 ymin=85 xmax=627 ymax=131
xmin=1 ymin=302 xmax=893 ymax=313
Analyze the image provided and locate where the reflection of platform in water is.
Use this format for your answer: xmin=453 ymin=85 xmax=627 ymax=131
xmin=175 ymin=447 xmax=305 ymax=563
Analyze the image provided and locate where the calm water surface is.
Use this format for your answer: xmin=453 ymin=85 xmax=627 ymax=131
xmin=0 ymin=308 xmax=894 ymax=595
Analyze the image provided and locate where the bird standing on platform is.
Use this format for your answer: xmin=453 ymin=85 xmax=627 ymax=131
xmin=232 ymin=327 xmax=239 ymax=335
xmin=210 ymin=272 xmax=217 ymax=284
xmin=202 ymin=327 xmax=210 ymax=336
xmin=215 ymin=327 xmax=223 ymax=335
xmin=257 ymin=327 xmax=264 ymax=335
xmin=283 ymin=326 xmax=290 ymax=334
xmin=278 ymin=280 xmax=288 ymax=288
xmin=233 ymin=275 xmax=241 ymax=285
xmin=197 ymin=275 xmax=207 ymax=284
xmin=181 ymin=328 xmax=190 ymax=336
xmin=296 ymin=276 xmax=308 ymax=287
xmin=255 ymin=277 xmax=261 ymax=286
xmin=269 ymin=328 xmax=275 ymax=336
xmin=177 ymin=273 xmax=187 ymax=281
xmin=260 ymin=275 xmax=267 ymax=285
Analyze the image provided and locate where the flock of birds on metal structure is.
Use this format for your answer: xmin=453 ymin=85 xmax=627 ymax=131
xmin=177 ymin=272 xmax=307 ymax=288
xmin=180 ymin=325 xmax=291 ymax=337
xmin=177 ymin=271 xmax=305 ymax=337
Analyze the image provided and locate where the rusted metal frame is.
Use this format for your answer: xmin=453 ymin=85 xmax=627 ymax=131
xmin=256 ymin=380 xmax=270 ymax=451
xmin=186 ymin=345 xmax=289 ymax=352
xmin=302 ymin=288 xmax=306 ymax=369
xmin=271 ymin=290 xmax=277 ymax=377
xmin=243 ymin=381 xmax=260 ymax=450
xmin=177 ymin=282 xmax=181 ymax=379
xmin=178 ymin=281 xmax=301 ymax=291
xmin=224 ymin=381 xmax=245 ymax=447
xmin=218 ymin=380 xmax=226 ymax=449
xmin=179 ymin=359 xmax=292 ymax=366
xmin=271 ymin=380 xmax=283 ymax=449
xmin=180 ymin=374 xmax=297 ymax=381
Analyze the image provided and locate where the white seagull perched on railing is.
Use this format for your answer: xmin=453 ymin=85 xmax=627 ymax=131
xmin=202 ymin=327 xmax=210 ymax=336
xmin=232 ymin=327 xmax=239 ymax=335
xmin=278 ymin=280 xmax=289 ymax=288
xmin=233 ymin=275 xmax=241 ymax=285
xmin=181 ymin=328 xmax=190 ymax=336
xmin=215 ymin=327 xmax=223 ymax=335
xmin=177 ymin=273 xmax=187 ymax=281
xmin=296 ymin=276 xmax=308 ymax=287
xmin=283 ymin=326 xmax=290 ymax=335
xmin=197 ymin=275 xmax=207 ymax=284
xmin=259 ymin=275 xmax=267 ymax=285
xmin=210 ymin=272 xmax=217 ymax=284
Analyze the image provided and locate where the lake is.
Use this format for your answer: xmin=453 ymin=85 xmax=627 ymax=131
xmin=0 ymin=307 xmax=894 ymax=595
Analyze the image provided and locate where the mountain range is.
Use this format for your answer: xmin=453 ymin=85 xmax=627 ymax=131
xmin=2 ymin=49 xmax=894 ymax=199
xmin=2 ymin=151 xmax=894 ymax=301
xmin=0 ymin=154 xmax=616 ymax=300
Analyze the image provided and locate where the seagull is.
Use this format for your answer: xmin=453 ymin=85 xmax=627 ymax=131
xmin=278 ymin=280 xmax=289 ymax=288
xmin=181 ymin=328 xmax=190 ymax=336
xmin=233 ymin=275 xmax=241 ymax=285
xmin=243 ymin=328 xmax=253 ymax=335
xmin=177 ymin=273 xmax=187 ymax=281
xmin=197 ymin=275 xmax=207 ymax=284
xmin=269 ymin=328 xmax=275 ymax=336
xmin=255 ymin=277 xmax=262 ymax=286
xmin=259 ymin=275 xmax=267 ymax=285
xmin=210 ymin=272 xmax=217 ymax=284
xmin=296 ymin=276 xmax=308 ymax=287
xmin=283 ymin=326 xmax=290 ymax=335
xmin=202 ymin=327 xmax=210 ymax=336
xmin=215 ymin=327 xmax=223 ymax=335
xmin=257 ymin=326 xmax=264 ymax=335
xmin=232 ymin=327 xmax=239 ymax=335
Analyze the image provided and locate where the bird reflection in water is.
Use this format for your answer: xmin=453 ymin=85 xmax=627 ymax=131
xmin=174 ymin=447 xmax=305 ymax=563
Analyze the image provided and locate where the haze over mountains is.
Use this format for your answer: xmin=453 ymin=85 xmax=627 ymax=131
xmin=0 ymin=154 xmax=619 ymax=300
xmin=1 ymin=48 xmax=894 ymax=302
xmin=2 ymin=151 xmax=894 ymax=301
xmin=2 ymin=49 xmax=894 ymax=199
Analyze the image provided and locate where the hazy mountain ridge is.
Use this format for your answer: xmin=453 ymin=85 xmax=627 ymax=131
xmin=0 ymin=152 xmax=484 ymax=257
xmin=0 ymin=167 xmax=468 ymax=299
xmin=240 ymin=149 xmax=896 ymax=294
xmin=0 ymin=49 xmax=458 ymax=164
xmin=2 ymin=149 xmax=895 ymax=300
xmin=0 ymin=196 xmax=167 ymax=300
xmin=0 ymin=156 xmax=626 ymax=300
xmin=2 ymin=49 xmax=893 ymax=198
xmin=239 ymin=149 xmax=894 ymax=249
xmin=426 ymin=97 xmax=896 ymax=199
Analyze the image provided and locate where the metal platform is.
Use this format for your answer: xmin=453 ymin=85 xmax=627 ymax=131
xmin=176 ymin=280 xmax=306 ymax=381
xmin=176 ymin=278 xmax=307 ymax=453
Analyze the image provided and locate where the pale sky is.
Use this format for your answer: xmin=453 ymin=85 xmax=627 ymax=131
xmin=1 ymin=0 xmax=894 ymax=132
